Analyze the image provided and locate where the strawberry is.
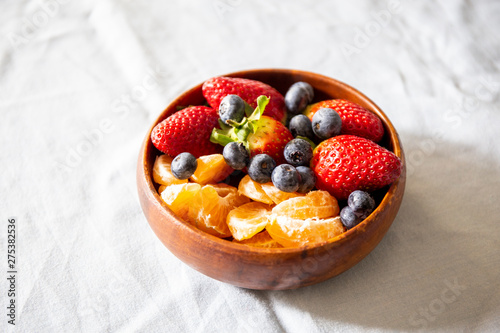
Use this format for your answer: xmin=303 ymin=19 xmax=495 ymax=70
xmin=202 ymin=77 xmax=287 ymax=123
xmin=210 ymin=96 xmax=293 ymax=164
xmin=151 ymin=106 xmax=222 ymax=158
xmin=304 ymin=99 xmax=384 ymax=142
xmin=311 ymin=135 xmax=401 ymax=200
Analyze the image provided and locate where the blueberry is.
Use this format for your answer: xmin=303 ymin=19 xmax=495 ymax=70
xmin=348 ymin=190 xmax=375 ymax=218
xmin=247 ymin=154 xmax=276 ymax=183
xmin=288 ymin=114 xmax=314 ymax=139
xmin=296 ymin=166 xmax=316 ymax=193
xmin=284 ymin=138 xmax=313 ymax=167
xmin=340 ymin=206 xmax=363 ymax=229
xmin=171 ymin=152 xmax=197 ymax=179
xmin=219 ymin=95 xmax=245 ymax=124
xmin=311 ymin=108 xmax=342 ymax=140
xmin=285 ymin=82 xmax=314 ymax=114
xmin=223 ymin=142 xmax=249 ymax=170
xmin=271 ymin=164 xmax=300 ymax=193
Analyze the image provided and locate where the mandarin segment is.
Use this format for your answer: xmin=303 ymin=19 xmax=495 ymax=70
xmin=188 ymin=184 xmax=248 ymax=238
xmin=212 ymin=183 xmax=250 ymax=207
xmin=266 ymin=215 xmax=345 ymax=247
xmin=260 ymin=182 xmax=304 ymax=204
xmin=158 ymin=185 xmax=167 ymax=194
xmin=271 ymin=190 xmax=339 ymax=220
xmin=232 ymin=230 xmax=283 ymax=248
xmin=160 ymin=183 xmax=201 ymax=221
xmin=227 ymin=202 xmax=272 ymax=241
xmin=153 ymin=155 xmax=188 ymax=186
xmin=238 ymin=175 xmax=274 ymax=204
xmin=188 ymin=185 xmax=229 ymax=237
xmin=190 ymin=154 xmax=234 ymax=185
xmin=160 ymin=183 xmax=248 ymax=238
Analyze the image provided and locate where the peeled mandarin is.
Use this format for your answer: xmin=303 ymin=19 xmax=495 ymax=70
xmin=161 ymin=183 xmax=201 ymax=221
xmin=271 ymin=190 xmax=339 ymax=220
xmin=188 ymin=184 xmax=248 ymax=238
xmin=232 ymin=230 xmax=283 ymax=248
xmin=158 ymin=185 xmax=167 ymax=194
xmin=153 ymin=154 xmax=188 ymax=186
xmin=212 ymin=183 xmax=250 ymax=207
xmin=227 ymin=202 xmax=272 ymax=241
xmin=266 ymin=215 xmax=345 ymax=247
xmin=260 ymin=182 xmax=304 ymax=204
xmin=238 ymin=175 xmax=274 ymax=204
xmin=190 ymin=154 xmax=233 ymax=185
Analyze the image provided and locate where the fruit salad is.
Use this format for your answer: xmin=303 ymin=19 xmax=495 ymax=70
xmin=150 ymin=76 xmax=402 ymax=248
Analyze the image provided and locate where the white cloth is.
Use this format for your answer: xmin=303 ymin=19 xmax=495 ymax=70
xmin=1 ymin=0 xmax=499 ymax=332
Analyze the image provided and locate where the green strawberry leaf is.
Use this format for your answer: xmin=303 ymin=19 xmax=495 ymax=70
xmin=210 ymin=95 xmax=270 ymax=153
xmin=244 ymin=102 xmax=254 ymax=118
xmin=218 ymin=119 xmax=232 ymax=131
xmin=210 ymin=128 xmax=235 ymax=146
xmin=247 ymin=95 xmax=269 ymax=133
xmin=226 ymin=118 xmax=246 ymax=128
xmin=248 ymin=95 xmax=269 ymax=122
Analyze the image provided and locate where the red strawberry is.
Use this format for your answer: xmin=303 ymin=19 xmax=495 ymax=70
xmin=202 ymin=77 xmax=287 ymax=123
xmin=305 ymin=99 xmax=384 ymax=142
xmin=151 ymin=106 xmax=222 ymax=158
xmin=210 ymin=96 xmax=293 ymax=164
xmin=311 ymin=135 xmax=401 ymax=200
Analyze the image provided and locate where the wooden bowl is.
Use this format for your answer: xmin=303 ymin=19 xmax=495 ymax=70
xmin=137 ymin=69 xmax=406 ymax=290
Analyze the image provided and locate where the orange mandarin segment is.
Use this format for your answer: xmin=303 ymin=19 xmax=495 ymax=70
xmin=238 ymin=175 xmax=274 ymax=204
xmin=232 ymin=230 xmax=283 ymax=248
xmin=153 ymin=154 xmax=188 ymax=186
xmin=188 ymin=184 xmax=248 ymax=238
xmin=212 ymin=183 xmax=251 ymax=207
xmin=160 ymin=183 xmax=201 ymax=221
xmin=190 ymin=154 xmax=233 ymax=185
xmin=266 ymin=215 xmax=345 ymax=247
xmin=271 ymin=190 xmax=339 ymax=220
xmin=158 ymin=185 xmax=167 ymax=194
xmin=227 ymin=202 xmax=272 ymax=241
xmin=260 ymin=182 xmax=304 ymax=204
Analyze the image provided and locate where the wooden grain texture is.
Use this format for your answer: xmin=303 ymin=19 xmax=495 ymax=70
xmin=136 ymin=69 xmax=406 ymax=290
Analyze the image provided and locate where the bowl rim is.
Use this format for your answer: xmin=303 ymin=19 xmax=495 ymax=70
xmin=140 ymin=68 xmax=404 ymax=255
